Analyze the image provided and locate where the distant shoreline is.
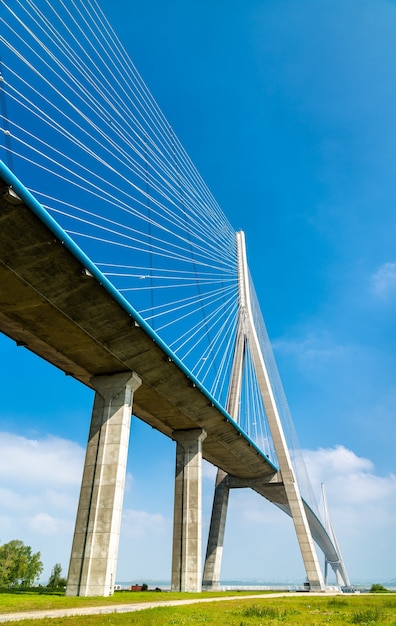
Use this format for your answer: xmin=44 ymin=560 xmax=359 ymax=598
xmin=114 ymin=580 xmax=396 ymax=593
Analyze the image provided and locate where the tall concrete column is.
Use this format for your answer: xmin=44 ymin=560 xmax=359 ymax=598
xmin=202 ymin=468 xmax=229 ymax=589
xmin=66 ymin=371 xmax=142 ymax=597
xmin=171 ymin=428 xmax=207 ymax=592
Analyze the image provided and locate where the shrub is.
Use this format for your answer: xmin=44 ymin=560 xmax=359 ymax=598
xmin=370 ymin=583 xmax=388 ymax=593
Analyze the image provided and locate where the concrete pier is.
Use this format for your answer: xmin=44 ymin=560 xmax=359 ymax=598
xmin=66 ymin=372 xmax=141 ymax=597
xmin=171 ymin=428 xmax=207 ymax=592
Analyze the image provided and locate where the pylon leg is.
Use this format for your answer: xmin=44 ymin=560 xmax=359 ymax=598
xmin=236 ymin=231 xmax=324 ymax=591
xmin=202 ymin=468 xmax=230 ymax=588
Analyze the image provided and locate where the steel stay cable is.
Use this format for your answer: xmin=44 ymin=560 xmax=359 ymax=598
xmin=79 ymin=0 xmax=230 ymax=227
xmin=154 ymin=283 xmax=237 ymax=334
xmin=1 ymin=0 xmax=234 ymax=240
xmin=6 ymin=134 xmax=230 ymax=270
xmin=195 ymin=300 xmax=238 ymax=384
xmin=36 ymin=0 xmax=232 ymax=234
xmin=5 ymin=125 xmax=233 ymax=268
xmin=170 ymin=291 xmax=236 ymax=358
xmin=1 ymin=71 xmax=230 ymax=253
xmin=0 ymin=1 xmax=245 ymax=423
xmin=0 ymin=28 xmax=232 ymax=249
xmin=140 ymin=286 xmax=237 ymax=328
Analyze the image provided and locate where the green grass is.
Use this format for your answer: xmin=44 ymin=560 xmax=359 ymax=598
xmin=1 ymin=591 xmax=396 ymax=626
xmin=0 ymin=588 xmax=271 ymax=613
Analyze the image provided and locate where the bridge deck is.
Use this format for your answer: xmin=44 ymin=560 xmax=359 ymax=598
xmin=0 ymin=171 xmax=278 ymax=483
xmin=0 ymin=167 xmax=345 ymax=572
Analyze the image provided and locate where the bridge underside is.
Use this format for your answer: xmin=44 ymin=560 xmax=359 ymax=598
xmin=0 ymin=175 xmax=276 ymax=482
xmin=0 ymin=171 xmax=345 ymax=590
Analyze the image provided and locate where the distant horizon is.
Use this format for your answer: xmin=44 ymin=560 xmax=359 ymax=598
xmin=111 ymin=578 xmax=396 ymax=587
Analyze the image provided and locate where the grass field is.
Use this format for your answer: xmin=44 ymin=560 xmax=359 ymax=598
xmin=1 ymin=591 xmax=395 ymax=625
xmin=0 ymin=589 xmax=262 ymax=612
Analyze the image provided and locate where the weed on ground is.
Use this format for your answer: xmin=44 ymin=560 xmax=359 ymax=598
xmin=1 ymin=592 xmax=395 ymax=626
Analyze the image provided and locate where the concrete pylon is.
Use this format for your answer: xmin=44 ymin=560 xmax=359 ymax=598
xmin=321 ymin=483 xmax=350 ymax=587
xmin=203 ymin=231 xmax=325 ymax=591
xmin=171 ymin=428 xmax=207 ymax=592
xmin=236 ymin=230 xmax=324 ymax=591
xmin=66 ymin=371 xmax=142 ymax=597
xmin=202 ymin=468 xmax=229 ymax=589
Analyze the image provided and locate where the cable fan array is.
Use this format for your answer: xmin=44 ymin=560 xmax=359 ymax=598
xmin=0 ymin=0 xmax=318 ymax=501
xmin=0 ymin=0 xmax=239 ymax=405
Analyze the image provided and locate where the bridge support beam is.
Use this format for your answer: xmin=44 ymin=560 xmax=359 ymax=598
xmin=66 ymin=371 xmax=142 ymax=597
xmin=202 ymin=468 xmax=229 ymax=589
xmin=280 ymin=469 xmax=324 ymax=591
xmin=171 ymin=428 xmax=207 ymax=592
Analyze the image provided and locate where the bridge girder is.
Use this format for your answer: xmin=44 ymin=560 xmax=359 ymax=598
xmin=0 ymin=166 xmax=276 ymax=482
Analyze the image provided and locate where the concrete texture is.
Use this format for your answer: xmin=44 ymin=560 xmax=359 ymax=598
xmin=202 ymin=469 xmax=229 ymax=589
xmin=236 ymin=231 xmax=325 ymax=591
xmin=0 ymin=174 xmax=276 ymax=481
xmin=66 ymin=372 xmax=141 ymax=596
xmin=171 ymin=429 xmax=207 ymax=592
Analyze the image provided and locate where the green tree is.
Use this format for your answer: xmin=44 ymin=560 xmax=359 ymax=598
xmin=47 ymin=563 xmax=67 ymax=589
xmin=370 ymin=583 xmax=387 ymax=593
xmin=0 ymin=540 xmax=43 ymax=587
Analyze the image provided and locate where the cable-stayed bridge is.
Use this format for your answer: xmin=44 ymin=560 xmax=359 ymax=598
xmin=0 ymin=0 xmax=349 ymax=595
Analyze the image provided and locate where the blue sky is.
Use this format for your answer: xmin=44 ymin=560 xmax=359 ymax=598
xmin=1 ymin=0 xmax=396 ymax=585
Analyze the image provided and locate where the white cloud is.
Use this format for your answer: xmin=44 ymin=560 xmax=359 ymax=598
xmin=304 ymin=444 xmax=373 ymax=479
xmin=29 ymin=513 xmax=74 ymax=535
xmin=121 ymin=509 xmax=169 ymax=540
xmin=273 ymin=332 xmax=350 ymax=367
xmin=301 ymin=445 xmax=396 ymax=580
xmin=1 ymin=431 xmax=394 ymax=584
xmin=0 ymin=432 xmax=84 ymax=581
xmin=0 ymin=487 xmax=40 ymax=511
xmin=0 ymin=432 xmax=84 ymax=487
xmin=371 ymin=262 xmax=396 ymax=298
xmin=208 ymin=445 xmax=396 ymax=583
